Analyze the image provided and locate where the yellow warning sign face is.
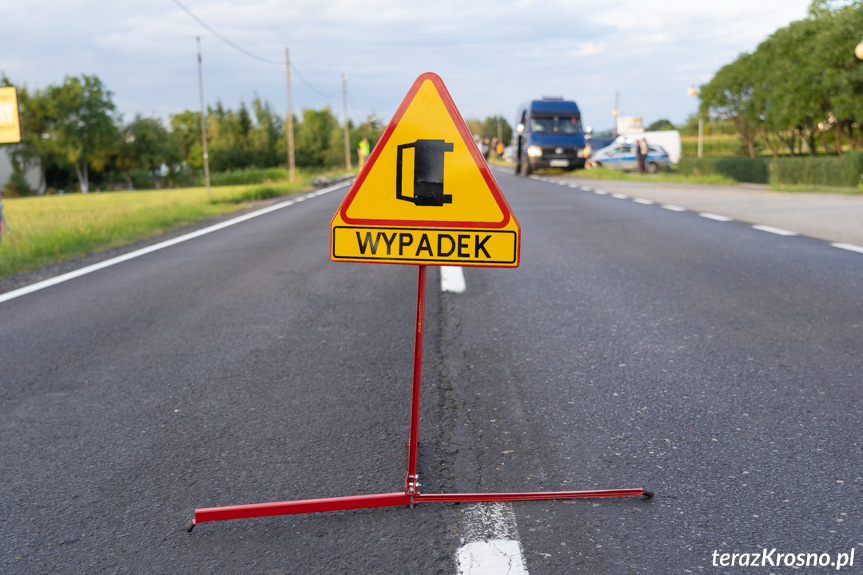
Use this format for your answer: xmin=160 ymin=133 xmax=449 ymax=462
xmin=0 ymin=87 xmax=22 ymax=144
xmin=331 ymin=73 xmax=520 ymax=267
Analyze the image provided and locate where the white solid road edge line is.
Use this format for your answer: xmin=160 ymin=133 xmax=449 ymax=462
xmin=0 ymin=181 xmax=352 ymax=305
xmin=440 ymin=266 xmax=466 ymax=293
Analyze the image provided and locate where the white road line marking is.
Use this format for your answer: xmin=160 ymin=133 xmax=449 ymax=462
xmin=661 ymin=204 xmax=686 ymax=212
xmin=457 ymin=540 xmax=528 ymax=575
xmin=594 ymin=190 xmax=608 ymax=195
xmin=457 ymin=503 xmax=528 ymax=575
xmin=579 ymin=186 xmax=592 ymax=191
xmin=611 ymin=193 xmax=629 ymax=199
xmin=440 ymin=266 xmax=466 ymax=293
xmin=632 ymin=198 xmax=654 ymax=205
xmin=699 ymin=212 xmax=733 ymax=222
xmin=832 ymin=242 xmax=863 ymax=254
xmin=0 ymin=181 xmax=351 ymax=305
xmin=752 ymin=224 xmax=798 ymax=236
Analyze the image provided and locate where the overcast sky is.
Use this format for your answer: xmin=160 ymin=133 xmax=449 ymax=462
xmin=2 ymin=1 xmax=813 ymax=132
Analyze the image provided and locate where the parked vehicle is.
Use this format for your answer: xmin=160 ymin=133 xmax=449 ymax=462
xmin=613 ymin=130 xmax=681 ymax=164
xmin=514 ymin=98 xmax=587 ymax=176
xmin=583 ymin=134 xmax=615 ymax=162
xmin=502 ymin=144 xmax=516 ymax=163
xmin=586 ymin=140 xmax=671 ymax=173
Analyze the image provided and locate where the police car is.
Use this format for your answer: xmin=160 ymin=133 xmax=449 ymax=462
xmin=586 ymin=140 xmax=671 ymax=173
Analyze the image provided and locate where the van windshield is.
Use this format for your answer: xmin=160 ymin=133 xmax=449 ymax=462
xmin=529 ymin=116 xmax=582 ymax=134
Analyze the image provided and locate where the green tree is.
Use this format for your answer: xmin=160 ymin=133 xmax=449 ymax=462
xmin=250 ymin=95 xmax=282 ymax=154
xmin=170 ymin=109 xmax=205 ymax=169
xmin=699 ymin=2 xmax=863 ymax=156
xmin=646 ymin=119 xmax=676 ymax=131
xmin=50 ymin=75 xmax=119 ymax=192
xmin=116 ymin=115 xmax=181 ymax=189
xmin=466 ymin=116 xmax=514 ymax=146
xmin=295 ymin=107 xmax=339 ymax=168
xmin=699 ymin=51 xmax=764 ymax=157
xmin=236 ymin=100 xmax=252 ymax=151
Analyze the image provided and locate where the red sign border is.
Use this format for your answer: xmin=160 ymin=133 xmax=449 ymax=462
xmin=334 ymin=72 xmax=516 ymax=230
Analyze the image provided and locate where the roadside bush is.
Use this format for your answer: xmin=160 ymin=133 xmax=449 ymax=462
xmin=678 ymin=153 xmax=863 ymax=188
xmin=209 ymin=149 xmax=281 ymax=172
xmin=208 ymin=167 xmax=290 ymax=186
xmin=677 ymin=157 xmax=769 ymax=184
xmin=211 ymin=184 xmax=290 ymax=205
xmin=768 ymin=152 xmax=863 ymax=188
xmin=2 ymin=171 xmax=33 ymax=197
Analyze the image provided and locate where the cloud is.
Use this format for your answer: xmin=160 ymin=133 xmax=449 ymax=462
xmin=1 ymin=0 xmax=811 ymax=128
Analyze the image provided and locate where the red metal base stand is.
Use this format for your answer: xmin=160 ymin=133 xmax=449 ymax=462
xmin=188 ymin=265 xmax=650 ymax=530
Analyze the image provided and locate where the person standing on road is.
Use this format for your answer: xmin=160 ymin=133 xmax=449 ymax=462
xmin=357 ymin=137 xmax=370 ymax=170
xmin=636 ymin=138 xmax=647 ymax=174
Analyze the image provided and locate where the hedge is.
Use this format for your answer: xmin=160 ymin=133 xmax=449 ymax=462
xmin=678 ymin=152 xmax=863 ymax=188
xmin=677 ymin=157 xmax=769 ymax=184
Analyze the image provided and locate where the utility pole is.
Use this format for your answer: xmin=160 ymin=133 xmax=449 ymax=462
xmin=285 ymin=48 xmax=295 ymax=182
xmin=342 ymin=73 xmax=351 ymax=170
xmin=612 ymin=91 xmax=620 ymax=138
xmin=197 ymin=36 xmax=211 ymax=195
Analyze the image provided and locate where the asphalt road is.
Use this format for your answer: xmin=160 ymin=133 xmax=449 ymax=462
xmin=2 ymin=173 xmax=862 ymax=573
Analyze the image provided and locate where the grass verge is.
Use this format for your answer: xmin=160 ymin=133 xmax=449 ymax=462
xmin=767 ymin=182 xmax=862 ymax=195
xmin=0 ymin=173 xmax=341 ymax=280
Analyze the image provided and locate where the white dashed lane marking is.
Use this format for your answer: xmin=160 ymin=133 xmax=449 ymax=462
xmin=699 ymin=212 xmax=734 ymax=222
xmin=752 ymin=225 xmax=798 ymax=236
xmin=833 ymin=242 xmax=863 ymax=254
xmin=456 ymin=503 xmax=529 ymax=575
xmin=440 ymin=266 xmax=466 ymax=293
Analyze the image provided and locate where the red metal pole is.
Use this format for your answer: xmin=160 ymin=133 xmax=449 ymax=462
xmin=405 ymin=265 xmax=426 ymax=494
xmin=194 ymin=492 xmax=412 ymax=525
xmin=413 ymin=488 xmax=646 ymax=503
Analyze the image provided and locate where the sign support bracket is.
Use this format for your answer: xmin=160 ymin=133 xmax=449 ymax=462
xmin=188 ymin=265 xmax=651 ymax=531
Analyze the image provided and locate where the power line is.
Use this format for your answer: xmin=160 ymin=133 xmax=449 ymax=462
xmin=172 ymin=0 xmax=281 ymax=65
xmin=171 ymin=0 xmax=339 ymax=98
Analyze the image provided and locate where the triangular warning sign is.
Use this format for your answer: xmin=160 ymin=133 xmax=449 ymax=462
xmin=331 ymin=73 xmax=520 ymax=268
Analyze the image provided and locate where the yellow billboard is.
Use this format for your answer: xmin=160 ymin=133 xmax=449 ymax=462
xmin=0 ymin=87 xmax=22 ymax=144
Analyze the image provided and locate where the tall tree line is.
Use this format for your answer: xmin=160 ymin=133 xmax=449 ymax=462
xmin=698 ymin=1 xmax=863 ymax=157
xmin=1 ymin=73 xmax=382 ymax=195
